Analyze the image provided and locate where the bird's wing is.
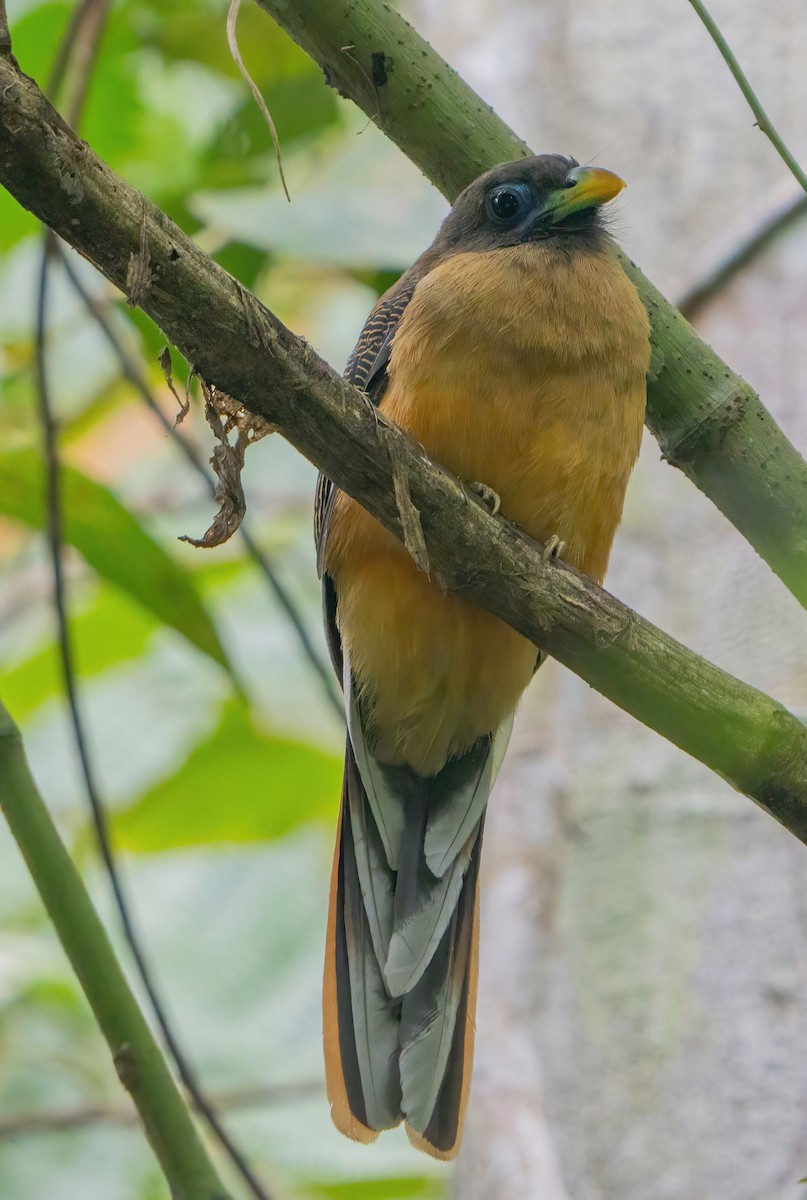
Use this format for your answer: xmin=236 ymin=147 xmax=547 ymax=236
xmin=400 ymin=818 xmax=483 ymax=1158
xmin=314 ymin=273 xmax=422 ymax=686
xmin=314 ymin=273 xmax=419 ymax=572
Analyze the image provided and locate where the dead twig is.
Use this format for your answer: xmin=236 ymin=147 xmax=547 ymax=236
xmin=226 ymin=0 xmax=290 ymax=200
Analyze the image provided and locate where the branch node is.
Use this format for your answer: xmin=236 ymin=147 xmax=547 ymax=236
xmin=659 ymin=384 xmax=749 ymax=468
xmin=594 ymin=611 xmax=639 ymax=651
xmin=239 ymin=284 xmax=274 ymax=351
xmin=113 ymin=1043 xmax=139 ymax=1093
xmin=371 ymin=51 xmax=390 ymax=87
xmin=647 ymin=342 xmax=665 ymax=384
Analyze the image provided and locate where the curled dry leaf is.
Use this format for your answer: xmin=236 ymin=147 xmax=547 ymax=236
xmin=180 ymin=378 xmax=276 ymax=549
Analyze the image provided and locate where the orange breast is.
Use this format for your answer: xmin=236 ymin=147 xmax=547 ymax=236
xmin=326 ymin=242 xmax=650 ymax=775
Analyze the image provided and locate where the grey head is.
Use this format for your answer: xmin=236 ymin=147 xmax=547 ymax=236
xmin=432 ymin=153 xmax=626 ymax=256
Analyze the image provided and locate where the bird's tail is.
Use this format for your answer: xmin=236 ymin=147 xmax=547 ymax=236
xmin=323 ymin=701 xmax=509 ymax=1158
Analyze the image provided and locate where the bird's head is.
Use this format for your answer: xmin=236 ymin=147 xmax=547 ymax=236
xmin=435 ymin=154 xmax=625 ymax=253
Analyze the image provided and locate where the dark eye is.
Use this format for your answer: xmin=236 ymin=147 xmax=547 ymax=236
xmin=487 ymin=185 xmax=530 ymax=223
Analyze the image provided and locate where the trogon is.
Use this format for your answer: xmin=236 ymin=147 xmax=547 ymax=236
xmin=315 ymin=154 xmax=651 ymax=1158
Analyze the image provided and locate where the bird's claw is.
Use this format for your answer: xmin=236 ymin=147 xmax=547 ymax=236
xmin=468 ymin=481 xmax=501 ymax=515
xmin=542 ymin=534 xmax=566 ymax=563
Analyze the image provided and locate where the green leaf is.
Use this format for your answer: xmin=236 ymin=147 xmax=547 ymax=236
xmin=310 ymin=1178 xmax=444 ymax=1200
xmin=142 ymin=3 xmax=321 ymax=87
xmin=113 ymin=703 xmax=341 ymax=850
xmin=0 ymin=449 xmax=230 ymax=671
xmin=1 ymin=586 xmax=158 ymax=721
xmin=0 ymin=190 xmax=39 ymax=254
xmin=192 ymin=126 xmax=447 ymax=269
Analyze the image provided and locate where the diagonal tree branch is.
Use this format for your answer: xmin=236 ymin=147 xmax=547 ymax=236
xmin=2 ymin=55 xmax=807 ymax=844
xmin=254 ymin=0 xmax=807 ymax=613
xmin=0 ymin=701 xmax=232 ymax=1200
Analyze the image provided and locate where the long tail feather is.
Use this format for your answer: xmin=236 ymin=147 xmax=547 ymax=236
xmin=323 ymin=752 xmax=402 ymax=1137
xmin=323 ymin=801 xmax=378 ymax=1144
xmin=385 ymin=785 xmax=478 ymax=996
xmin=344 ymin=749 xmax=394 ymax=965
xmin=401 ymin=824 xmax=483 ymax=1158
xmin=344 ymin=654 xmax=410 ymax=868
xmin=341 ymin=805 xmax=403 ymax=1129
xmin=424 ymin=717 xmax=512 ymax=877
xmin=326 ymin=675 xmax=497 ymax=1157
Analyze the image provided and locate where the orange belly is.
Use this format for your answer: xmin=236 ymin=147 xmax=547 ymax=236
xmin=326 ymin=243 xmax=650 ymax=774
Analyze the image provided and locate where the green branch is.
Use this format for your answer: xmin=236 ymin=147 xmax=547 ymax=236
xmin=687 ymin=0 xmax=807 ymax=195
xmin=0 ymin=702 xmax=231 ymax=1200
xmin=254 ymin=0 xmax=807 ymax=612
xmin=2 ymin=55 xmax=807 ymax=844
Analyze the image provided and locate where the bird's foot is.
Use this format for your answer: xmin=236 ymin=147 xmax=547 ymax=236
xmin=542 ymin=534 xmax=566 ymax=563
xmin=468 ymin=481 xmax=501 ymax=515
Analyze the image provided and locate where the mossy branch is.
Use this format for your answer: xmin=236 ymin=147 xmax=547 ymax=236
xmin=0 ymin=701 xmax=231 ymax=1200
xmin=254 ymin=0 xmax=807 ymax=613
xmin=2 ymin=55 xmax=807 ymax=843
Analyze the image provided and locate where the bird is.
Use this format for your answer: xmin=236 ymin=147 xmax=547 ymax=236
xmin=315 ymin=153 xmax=651 ymax=1159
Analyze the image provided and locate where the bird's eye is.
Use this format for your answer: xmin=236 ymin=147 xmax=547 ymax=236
xmin=487 ymin=185 xmax=530 ymax=223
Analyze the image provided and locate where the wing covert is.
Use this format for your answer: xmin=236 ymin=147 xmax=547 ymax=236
xmin=314 ymin=275 xmax=419 ymax=564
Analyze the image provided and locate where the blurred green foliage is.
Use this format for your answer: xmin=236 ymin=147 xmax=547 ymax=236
xmin=114 ymin=702 xmax=341 ymax=849
xmin=0 ymin=0 xmax=448 ymax=1196
xmin=0 ymin=449 xmax=231 ymax=668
